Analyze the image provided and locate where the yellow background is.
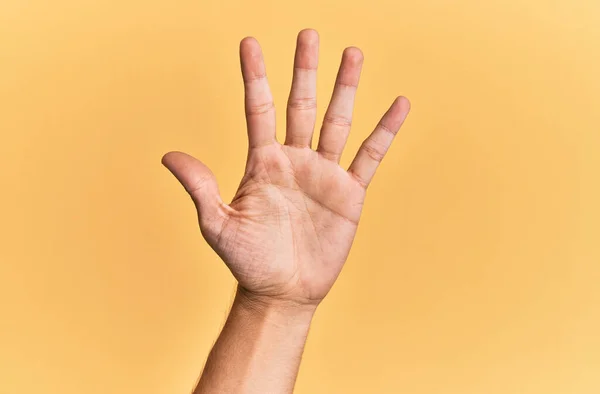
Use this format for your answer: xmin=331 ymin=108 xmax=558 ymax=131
xmin=1 ymin=0 xmax=599 ymax=393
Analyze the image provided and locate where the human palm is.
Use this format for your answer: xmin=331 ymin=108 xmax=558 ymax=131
xmin=163 ymin=29 xmax=410 ymax=306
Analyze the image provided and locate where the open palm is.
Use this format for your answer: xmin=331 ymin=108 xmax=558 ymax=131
xmin=162 ymin=29 xmax=410 ymax=306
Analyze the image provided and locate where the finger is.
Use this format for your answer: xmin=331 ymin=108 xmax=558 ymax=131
xmin=161 ymin=151 xmax=227 ymax=234
xmin=317 ymin=47 xmax=363 ymax=162
xmin=285 ymin=29 xmax=319 ymax=148
xmin=240 ymin=37 xmax=276 ymax=149
xmin=348 ymin=96 xmax=410 ymax=188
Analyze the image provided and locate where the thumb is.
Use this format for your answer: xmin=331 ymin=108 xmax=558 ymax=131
xmin=161 ymin=151 xmax=226 ymax=234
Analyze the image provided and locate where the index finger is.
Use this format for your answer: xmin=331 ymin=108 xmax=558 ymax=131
xmin=240 ymin=37 xmax=277 ymax=148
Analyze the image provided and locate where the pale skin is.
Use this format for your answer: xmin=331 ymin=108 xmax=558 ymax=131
xmin=162 ymin=29 xmax=410 ymax=393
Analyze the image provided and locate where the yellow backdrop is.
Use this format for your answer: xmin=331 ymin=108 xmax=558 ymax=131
xmin=1 ymin=0 xmax=598 ymax=393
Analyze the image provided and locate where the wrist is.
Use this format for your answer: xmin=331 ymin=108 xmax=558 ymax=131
xmin=234 ymin=285 xmax=317 ymax=326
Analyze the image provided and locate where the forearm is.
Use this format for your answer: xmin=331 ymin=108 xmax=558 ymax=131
xmin=194 ymin=286 xmax=316 ymax=394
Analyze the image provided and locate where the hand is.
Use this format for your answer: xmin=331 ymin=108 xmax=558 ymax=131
xmin=162 ymin=29 xmax=410 ymax=307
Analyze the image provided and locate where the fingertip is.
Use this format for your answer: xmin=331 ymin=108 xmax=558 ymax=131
xmin=343 ymin=46 xmax=364 ymax=66
xmin=240 ymin=36 xmax=261 ymax=56
xmin=297 ymin=28 xmax=319 ymax=45
xmin=294 ymin=29 xmax=320 ymax=70
xmin=390 ymin=96 xmax=411 ymax=126
xmin=161 ymin=151 xmax=177 ymax=167
xmin=395 ymin=96 xmax=411 ymax=112
xmin=240 ymin=36 xmax=258 ymax=46
xmin=162 ymin=151 xmax=191 ymax=173
xmin=240 ymin=36 xmax=267 ymax=80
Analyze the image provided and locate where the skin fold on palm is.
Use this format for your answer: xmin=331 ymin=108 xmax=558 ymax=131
xmin=162 ymin=29 xmax=410 ymax=307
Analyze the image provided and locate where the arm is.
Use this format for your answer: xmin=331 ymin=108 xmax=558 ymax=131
xmin=162 ymin=28 xmax=410 ymax=394
xmin=194 ymin=288 xmax=315 ymax=394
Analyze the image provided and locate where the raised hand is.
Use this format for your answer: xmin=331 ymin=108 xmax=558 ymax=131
xmin=162 ymin=29 xmax=410 ymax=307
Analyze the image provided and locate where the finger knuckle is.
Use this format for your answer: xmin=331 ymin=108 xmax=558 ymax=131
xmin=323 ymin=114 xmax=352 ymax=128
xmin=287 ymin=97 xmax=317 ymax=110
xmin=246 ymin=101 xmax=275 ymax=116
xmin=349 ymin=170 xmax=369 ymax=189
xmin=361 ymin=141 xmax=385 ymax=162
xmin=378 ymin=121 xmax=397 ymax=136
